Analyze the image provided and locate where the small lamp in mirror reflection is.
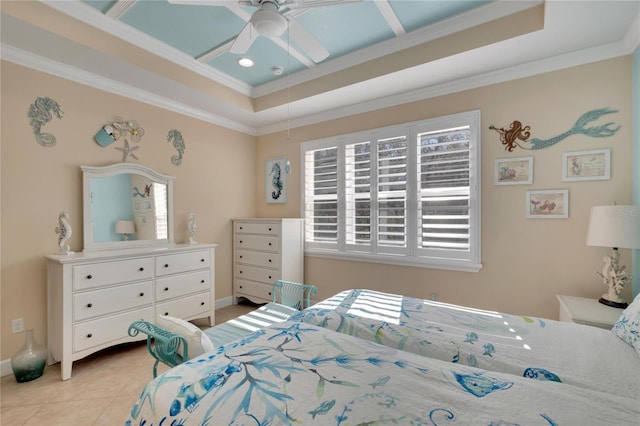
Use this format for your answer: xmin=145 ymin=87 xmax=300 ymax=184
xmin=586 ymin=205 xmax=640 ymax=308
xmin=115 ymin=220 xmax=135 ymax=241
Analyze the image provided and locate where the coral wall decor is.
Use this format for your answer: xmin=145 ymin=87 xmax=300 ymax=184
xmin=28 ymin=96 xmax=64 ymax=147
xmin=489 ymin=108 xmax=620 ymax=151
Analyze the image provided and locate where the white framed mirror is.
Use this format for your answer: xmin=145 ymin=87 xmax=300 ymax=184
xmin=82 ymin=163 xmax=175 ymax=252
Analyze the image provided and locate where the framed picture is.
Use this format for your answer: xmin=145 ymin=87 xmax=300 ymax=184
xmin=266 ymin=157 xmax=288 ymax=204
xmin=139 ymin=213 xmax=148 ymax=225
xmin=526 ymin=189 xmax=569 ymax=219
xmin=495 ymin=156 xmax=533 ymax=185
xmin=144 ymin=200 xmax=152 ymax=211
xmin=562 ymin=148 xmax=610 ymax=181
xmin=134 ymin=201 xmax=141 ymax=212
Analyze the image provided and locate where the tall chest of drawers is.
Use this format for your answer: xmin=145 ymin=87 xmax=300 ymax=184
xmin=233 ymin=218 xmax=304 ymax=304
xmin=46 ymin=243 xmax=216 ymax=380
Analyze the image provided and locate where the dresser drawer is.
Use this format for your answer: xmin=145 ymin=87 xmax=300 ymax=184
xmin=155 ymin=270 xmax=211 ymax=302
xmin=73 ymin=307 xmax=153 ymax=352
xmin=73 ymin=257 xmax=154 ymax=290
xmin=236 ymin=265 xmax=280 ymax=284
xmin=235 ymin=279 xmax=274 ymax=301
xmin=156 ymin=250 xmax=210 ymax=276
xmin=235 ymin=222 xmax=280 ymax=235
xmin=235 ymin=235 xmax=279 ymax=252
xmin=73 ymin=281 xmax=153 ymax=322
xmin=235 ymin=250 xmax=280 ymax=268
xmin=156 ymin=292 xmax=211 ymax=319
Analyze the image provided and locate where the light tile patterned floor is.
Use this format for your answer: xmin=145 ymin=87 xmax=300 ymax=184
xmin=0 ymin=303 xmax=257 ymax=425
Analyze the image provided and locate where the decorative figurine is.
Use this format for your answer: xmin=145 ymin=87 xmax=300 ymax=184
xmin=188 ymin=213 xmax=197 ymax=245
xmin=55 ymin=211 xmax=74 ymax=255
xmin=596 ymin=249 xmax=631 ymax=308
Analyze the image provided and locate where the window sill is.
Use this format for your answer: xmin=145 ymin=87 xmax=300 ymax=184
xmin=304 ymin=248 xmax=482 ymax=273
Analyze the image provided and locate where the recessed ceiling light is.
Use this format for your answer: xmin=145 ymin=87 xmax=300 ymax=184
xmin=238 ymin=58 xmax=254 ymax=68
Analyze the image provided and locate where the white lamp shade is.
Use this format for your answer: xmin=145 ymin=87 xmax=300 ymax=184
xmin=115 ymin=220 xmax=135 ymax=235
xmin=586 ymin=205 xmax=640 ymax=249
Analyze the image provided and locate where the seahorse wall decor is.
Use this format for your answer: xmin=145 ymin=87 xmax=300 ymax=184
xmin=489 ymin=108 xmax=620 ymax=152
xmin=167 ymin=129 xmax=186 ymax=166
xmin=28 ymin=96 xmax=64 ymax=147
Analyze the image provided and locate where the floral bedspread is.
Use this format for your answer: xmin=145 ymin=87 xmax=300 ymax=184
xmin=291 ymin=289 xmax=640 ymax=397
xmin=126 ymin=321 xmax=638 ymax=426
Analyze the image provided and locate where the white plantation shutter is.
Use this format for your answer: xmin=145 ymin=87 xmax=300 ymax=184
xmin=417 ymin=125 xmax=471 ymax=259
xmin=304 ymin=145 xmax=339 ymax=247
xmin=345 ymin=141 xmax=372 ymax=248
xmin=302 ymin=110 xmax=481 ymax=271
xmin=377 ymin=136 xmax=408 ymax=251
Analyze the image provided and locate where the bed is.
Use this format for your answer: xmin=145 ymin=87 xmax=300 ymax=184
xmin=291 ymin=289 xmax=640 ymax=398
xmin=127 ymin=290 xmax=640 ymax=425
xmin=126 ymin=319 xmax=639 ymax=426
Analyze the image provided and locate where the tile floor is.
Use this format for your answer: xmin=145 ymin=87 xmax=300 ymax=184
xmin=0 ymin=303 xmax=257 ymax=425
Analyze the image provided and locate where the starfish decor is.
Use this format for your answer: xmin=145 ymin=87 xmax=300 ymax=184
xmin=115 ymin=139 xmax=139 ymax=162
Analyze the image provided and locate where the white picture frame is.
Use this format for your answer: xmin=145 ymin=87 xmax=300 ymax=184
xmin=495 ymin=156 xmax=533 ymax=185
xmin=526 ymin=189 xmax=569 ymax=219
xmin=265 ymin=157 xmax=288 ymax=204
xmin=562 ymin=148 xmax=610 ymax=181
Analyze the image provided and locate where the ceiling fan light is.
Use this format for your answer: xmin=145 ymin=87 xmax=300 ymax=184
xmin=250 ymin=9 xmax=287 ymax=38
xmin=238 ymin=57 xmax=254 ymax=67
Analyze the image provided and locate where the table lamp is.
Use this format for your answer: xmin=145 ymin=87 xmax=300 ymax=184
xmin=115 ymin=220 xmax=135 ymax=241
xmin=586 ymin=205 xmax=640 ymax=308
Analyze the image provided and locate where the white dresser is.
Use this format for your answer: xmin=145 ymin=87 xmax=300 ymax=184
xmin=46 ymin=243 xmax=216 ymax=380
xmin=233 ymin=218 xmax=304 ymax=304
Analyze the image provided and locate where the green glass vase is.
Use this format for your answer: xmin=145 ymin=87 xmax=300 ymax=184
xmin=11 ymin=329 xmax=47 ymax=383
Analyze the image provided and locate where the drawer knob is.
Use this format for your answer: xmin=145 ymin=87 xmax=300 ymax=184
xmin=239 ymin=285 xmax=243 ymax=289
xmin=86 ymin=275 xmax=93 ymax=280
xmin=164 ymin=312 xmax=169 ymax=316
xmin=164 ymin=287 xmax=169 ymax=291
xmin=269 ymin=292 xmax=272 ymax=296
xmin=164 ymin=264 xmax=169 ymax=268
xmin=268 ymin=227 xmax=272 ymax=231
xmin=87 ymin=333 xmax=93 ymax=338
xmin=239 ymin=270 xmax=243 ymax=274
xmin=200 ymin=258 xmax=205 ymax=262
xmin=239 ymin=255 xmax=243 ymax=259
xmin=239 ymin=226 xmax=243 ymax=230
xmin=268 ymin=243 xmax=272 ymax=246
xmin=200 ymin=302 xmax=205 ymax=306
xmin=139 ymin=292 xmax=145 ymax=297
xmin=239 ymin=240 xmax=243 ymax=244
xmin=268 ymin=259 xmax=272 ymax=263
xmin=201 ymin=280 xmax=205 ymax=284
xmin=139 ymin=267 xmax=144 ymax=272
xmin=268 ymin=275 xmax=272 ymax=279
xmin=87 ymin=303 xmax=93 ymax=308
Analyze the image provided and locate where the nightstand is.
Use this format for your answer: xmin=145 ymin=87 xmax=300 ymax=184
xmin=556 ymin=295 xmax=622 ymax=329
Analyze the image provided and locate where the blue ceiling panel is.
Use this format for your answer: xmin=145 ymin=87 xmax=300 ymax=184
xmin=119 ymin=1 xmax=245 ymax=57
xmin=294 ymin=1 xmax=393 ymax=59
xmin=209 ymin=36 xmax=306 ymax=86
xmin=82 ymin=0 xmax=115 ymax=14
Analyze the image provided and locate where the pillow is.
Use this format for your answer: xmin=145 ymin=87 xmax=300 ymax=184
xmin=155 ymin=315 xmax=215 ymax=359
xmin=612 ymin=293 xmax=640 ymax=357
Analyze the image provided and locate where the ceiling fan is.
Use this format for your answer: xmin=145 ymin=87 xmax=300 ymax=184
xmin=168 ymin=0 xmax=360 ymax=63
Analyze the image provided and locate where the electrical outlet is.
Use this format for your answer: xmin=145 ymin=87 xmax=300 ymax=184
xmin=11 ymin=318 xmax=24 ymax=334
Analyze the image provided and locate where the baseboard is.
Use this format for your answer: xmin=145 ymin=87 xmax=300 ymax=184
xmin=1 ymin=358 xmax=13 ymax=378
xmin=215 ymin=296 xmax=233 ymax=309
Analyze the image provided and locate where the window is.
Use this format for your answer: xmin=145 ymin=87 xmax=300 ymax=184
xmin=302 ymin=110 xmax=481 ymax=272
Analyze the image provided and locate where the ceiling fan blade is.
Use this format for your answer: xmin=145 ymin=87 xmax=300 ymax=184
xmin=288 ymin=18 xmax=329 ymax=63
xmin=229 ymin=22 xmax=256 ymax=54
xmin=167 ymin=0 xmax=238 ymax=5
xmin=284 ymin=0 xmax=362 ymax=10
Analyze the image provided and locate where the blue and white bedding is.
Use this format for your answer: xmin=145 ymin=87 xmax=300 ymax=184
xmin=127 ymin=320 xmax=639 ymax=426
xmin=291 ymin=289 xmax=640 ymax=398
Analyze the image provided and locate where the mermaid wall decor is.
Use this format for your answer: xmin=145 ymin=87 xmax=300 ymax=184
xmin=489 ymin=108 xmax=620 ymax=152
xmin=28 ymin=96 xmax=64 ymax=147
xmin=265 ymin=157 xmax=288 ymax=204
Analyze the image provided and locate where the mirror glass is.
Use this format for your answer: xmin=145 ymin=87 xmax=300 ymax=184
xmin=82 ymin=163 xmax=174 ymax=252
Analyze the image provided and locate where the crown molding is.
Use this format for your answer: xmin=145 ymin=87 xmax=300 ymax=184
xmin=1 ymin=43 xmax=257 ymax=136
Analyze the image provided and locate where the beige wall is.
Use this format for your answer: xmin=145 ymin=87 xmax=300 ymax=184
xmin=256 ymin=56 xmax=634 ymax=320
xmin=0 ymin=61 xmax=256 ymax=359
